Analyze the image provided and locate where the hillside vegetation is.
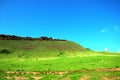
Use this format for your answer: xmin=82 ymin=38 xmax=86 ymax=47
xmin=0 ymin=34 xmax=120 ymax=80
xmin=0 ymin=34 xmax=87 ymax=58
xmin=0 ymin=40 xmax=86 ymax=58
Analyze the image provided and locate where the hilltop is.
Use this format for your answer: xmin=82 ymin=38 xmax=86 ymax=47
xmin=0 ymin=34 xmax=86 ymax=58
xmin=0 ymin=34 xmax=66 ymax=41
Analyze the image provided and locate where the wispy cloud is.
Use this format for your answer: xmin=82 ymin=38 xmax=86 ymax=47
xmin=100 ymin=25 xmax=119 ymax=33
xmin=101 ymin=29 xmax=106 ymax=33
xmin=113 ymin=26 xmax=119 ymax=31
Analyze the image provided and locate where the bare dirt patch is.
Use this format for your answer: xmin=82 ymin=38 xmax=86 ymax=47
xmin=2 ymin=68 xmax=120 ymax=80
xmin=96 ymin=68 xmax=120 ymax=72
xmin=79 ymin=75 xmax=90 ymax=80
xmin=5 ymin=76 xmax=13 ymax=80
xmin=5 ymin=76 xmax=29 ymax=80
xmin=103 ymin=77 xmax=108 ymax=80
xmin=32 ymin=76 xmax=43 ymax=80
xmin=14 ymin=76 xmax=29 ymax=80
xmin=102 ymin=76 xmax=120 ymax=80
xmin=5 ymin=68 xmax=120 ymax=75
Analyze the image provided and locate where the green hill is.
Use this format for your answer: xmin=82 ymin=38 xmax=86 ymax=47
xmin=0 ymin=40 xmax=86 ymax=58
xmin=0 ymin=36 xmax=120 ymax=80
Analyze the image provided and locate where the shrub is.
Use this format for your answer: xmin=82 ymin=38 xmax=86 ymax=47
xmin=57 ymin=51 xmax=65 ymax=56
xmin=0 ymin=49 xmax=12 ymax=54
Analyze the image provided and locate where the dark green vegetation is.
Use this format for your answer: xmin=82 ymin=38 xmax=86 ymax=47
xmin=0 ymin=40 xmax=120 ymax=80
xmin=0 ymin=34 xmax=66 ymax=41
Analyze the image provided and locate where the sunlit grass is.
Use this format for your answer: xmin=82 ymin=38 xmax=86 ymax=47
xmin=0 ymin=54 xmax=120 ymax=71
xmin=0 ymin=40 xmax=120 ymax=79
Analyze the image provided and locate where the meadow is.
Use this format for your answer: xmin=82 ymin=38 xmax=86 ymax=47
xmin=0 ymin=53 xmax=120 ymax=80
xmin=0 ymin=40 xmax=120 ymax=80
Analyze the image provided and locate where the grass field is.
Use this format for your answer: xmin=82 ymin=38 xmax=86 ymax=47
xmin=0 ymin=54 xmax=120 ymax=80
xmin=0 ymin=40 xmax=120 ymax=80
xmin=0 ymin=54 xmax=120 ymax=71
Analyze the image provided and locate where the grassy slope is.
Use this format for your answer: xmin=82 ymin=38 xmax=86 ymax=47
xmin=0 ymin=40 xmax=85 ymax=58
xmin=0 ymin=40 xmax=120 ymax=80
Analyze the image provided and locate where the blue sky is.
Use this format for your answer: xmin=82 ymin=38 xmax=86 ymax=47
xmin=0 ymin=0 xmax=120 ymax=52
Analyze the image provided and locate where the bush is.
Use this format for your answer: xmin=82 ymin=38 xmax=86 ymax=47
xmin=0 ymin=49 xmax=12 ymax=54
xmin=57 ymin=51 xmax=65 ymax=56
xmin=86 ymin=48 xmax=92 ymax=51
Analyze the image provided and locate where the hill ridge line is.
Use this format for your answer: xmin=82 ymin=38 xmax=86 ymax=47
xmin=0 ymin=34 xmax=67 ymax=41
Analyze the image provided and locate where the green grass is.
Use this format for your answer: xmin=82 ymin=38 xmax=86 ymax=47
xmin=66 ymin=71 xmax=120 ymax=80
xmin=0 ymin=40 xmax=85 ymax=58
xmin=0 ymin=55 xmax=120 ymax=71
xmin=0 ymin=54 xmax=120 ymax=79
xmin=0 ymin=40 xmax=120 ymax=79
